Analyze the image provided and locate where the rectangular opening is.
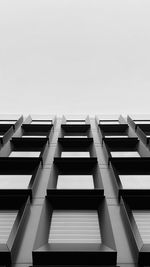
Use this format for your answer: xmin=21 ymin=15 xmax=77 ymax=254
xmin=0 ymin=159 xmax=41 ymax=198
xmin=20 ymin=124 xmax=52 ymax=140
xmin=134 ymin=120 xmax=150 ymax=124
xmin=119 ymin=175 xmax=150 ymax=189
xmin=104 ymin=135 xmax=128 ymax=138
xmin=47 ymin=160 xmax=103 ymax=195
xmin=133 ymin=210 xmax=150 ymax=244
xmin=56 ymin=175 xmax=94 ymax=189
xmin=0 ymin=195 xmax=29 ymax=265
xmin=121 ymin=195 xmax=150 ymax=265
xmin=9 ymin=151 xmax=41 ymax=158
xmin=98 ymin=125 xmax=129 ymax=143
xmin=33 ymin=196 xmax=117 ymax=265
xmin=22 ymin=135 xmax=47 ymax=138
xmin=0 ymin=125 xmax=14 ymax=145
xmin=66 ymin=121 xmax=85 ymax=125
xmin=31 ymin=120 xmax=52 ymax=125
xmin=0 ymin=121 xmax=16 ymax=124
xmin=48 ymin=210 xmax=101 ymax=244
xmin=99 ymin=121 xmax=120 ymax=125
xmin=110 ymin=159 xmax=150 ymax=199
xmin=64 ymin=135 xmax=87 ymax=138
xmin=110 ymin=151 xmax=140 ymax=158
xmin=0 ymin=175 xmax=32 ymax=189
xmin=0 ymin=210 xmax=18 ymax=243
xmin=61 ymin=152 xmax=90 ymax=158
xmin=103 ymin=139 xmax=141 ymax=164
xmin=61 ymin=125 xmax=90 ymax=139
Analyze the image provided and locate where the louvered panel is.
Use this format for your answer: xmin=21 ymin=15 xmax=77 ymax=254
xmin=0 ymin=210 xmax=18 ymax=243
xmin=48 ymin=210 xmax=101 ymax=243
xmin=133 ymin=210 xmax=150 ymax=244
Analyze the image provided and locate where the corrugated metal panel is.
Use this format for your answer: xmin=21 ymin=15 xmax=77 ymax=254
xmin=48 ymin=210 xmax=101 ymax=243
xmin=0 ymin=210 xmax=18 ymax=243
xmin=133 ymin=210 xmax=150 ymax=244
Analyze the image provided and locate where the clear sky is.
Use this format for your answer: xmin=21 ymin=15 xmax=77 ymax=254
xmin=0 ymin=0 xmax=150 ymax=115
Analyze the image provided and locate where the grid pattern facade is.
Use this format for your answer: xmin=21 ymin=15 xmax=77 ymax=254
xmin=0 ymin=114 xmax=150 ymax=266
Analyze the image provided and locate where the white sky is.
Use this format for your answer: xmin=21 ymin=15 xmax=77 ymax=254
xmin=0 ymin=0 xmax=150 ymax=115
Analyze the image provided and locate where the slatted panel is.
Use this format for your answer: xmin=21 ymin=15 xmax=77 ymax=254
xmin=48 ymin=210 xmax=101 ymax=243
xmin=133 ymin=210 xmax=150 ymax=244
xmin=0 ymin=210 xmax=18 ymax=243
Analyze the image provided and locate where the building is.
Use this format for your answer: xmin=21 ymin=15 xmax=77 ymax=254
xmin=0 ymin=114 xmax=150 ymax=266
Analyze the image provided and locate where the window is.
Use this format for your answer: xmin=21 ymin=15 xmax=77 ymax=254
xmin=0 ymin=175 xmax=32 ymax=189
xmin=66 ymin=120 xmax=85 ymax=125
xmin=99 ymin=121 xmax=120 ymax=125
xmin=133 ymin=210 xmax=150 ymax=244
xmin=0 ymin=210 xmax=17 ymax=243
xmin=48 ymin=210 xmax=101 ymax=243
xmin=0 ymin=121 xmax=16 ymax=124
xmin=31 ymin=120 xmax=52 ymax=124
xmin=57 ymin=175 xmax=94 ymax=189
xmin=119 ymin=175 xmax=150 ymax=189
xmin=134 ymin=120 xmax=150 ymax=124
xmin=110 ymin=151 xmax=140 ymax=158
xmin=64 ymin=136 xmax=87 ymax=138
xmin=120 ymin=196 xmax=150 ymax=265
xmin=104 ymin=135 xmax=128 ymax=138
xmin=61 ymin=152 xmax=90 ymax=157
xmin=22 ymin=135 xmax=47 ymax=138
xmin=9 ymin=151 xmax=41 ymax=157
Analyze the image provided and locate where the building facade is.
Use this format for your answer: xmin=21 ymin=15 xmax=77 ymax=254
xmin=0 ymin=114 xmax=150 ymax=267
